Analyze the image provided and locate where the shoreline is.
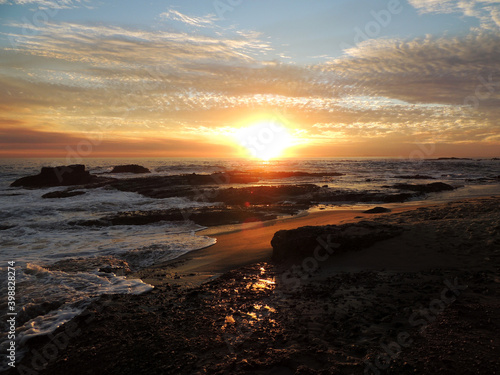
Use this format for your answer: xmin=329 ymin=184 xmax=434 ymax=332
xmin=134 ymin=192 xmax=500 ymax=289
xmin=7 ymin=194 xmax=500 ymax=374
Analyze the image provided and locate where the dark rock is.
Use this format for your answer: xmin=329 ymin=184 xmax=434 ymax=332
xmin=397 ymin=175 xmax=435 ymax=180
xmin=11 ymin=165 xmax=97 ymax=188
xmin=69 ymin=205 xmax=299 ymax=227
xmin=99 ymin=265 xmax=131 ymax=276
xmin=436 ymin=157 xmax=473 ymax=160
xmin=213 ymin=184 xmax=320 ymax=205
xmin=42 ymin=190 xmax=86 ymax=199
xmin=0 ymin=225 xmax=14 ymax=231
xmin=110 ymin=164 xmax=150 ymax=174
xmin=271 ymin=221 xmax=403 ymax=262
xmin=363 ymin=206 xmax=391 ymax=214
xmin=391 ymin=182 xmax=455 ymax=193
xmin=312 ymin=190 xmax=417 ymax=204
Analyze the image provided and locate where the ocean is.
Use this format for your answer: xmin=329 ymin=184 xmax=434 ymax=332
xmin=1 ymin=157 xmax=499 ymax=370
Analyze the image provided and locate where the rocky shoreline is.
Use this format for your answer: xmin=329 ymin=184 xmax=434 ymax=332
xmin=10 ymin=164 xmax=460 ymax=228
xmin=7 ymin=196 xmax=500 ymax=375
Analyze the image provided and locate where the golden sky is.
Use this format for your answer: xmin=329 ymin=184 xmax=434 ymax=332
xmin=1 ymin=0 xmax=499 ymax=158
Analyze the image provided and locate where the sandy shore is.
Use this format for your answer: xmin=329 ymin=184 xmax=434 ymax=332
xmin=9 ymin=196 xmax=500 ymax=375
xmin=135 ymin=203 xmax=441 ymax=288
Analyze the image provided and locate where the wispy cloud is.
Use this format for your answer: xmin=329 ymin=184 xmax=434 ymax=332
xmin=323 ymin=31 xmax=500 ymax=107
xmin=0 ymin=0 xmax=89 ymax=9
xmin=1 ymin=14 xmax=499 ymax=156
xmin=159 ymin=9 xmax=218 ymax=28
xmin=409 ymin=0 xmax=500 ymax=29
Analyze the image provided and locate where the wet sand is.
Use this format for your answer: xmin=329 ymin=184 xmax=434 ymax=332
xmin=10 ymin=196 xmax=500 ymax=375
xmin=136 ymin=204 xmax=441 ymax=288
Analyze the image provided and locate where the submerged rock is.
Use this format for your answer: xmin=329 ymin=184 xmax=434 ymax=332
xmin=110 ymin=164 xmax=151 ymax=174
xmin=363 ymin=206 xmax=391 ymax=214
xmin=271 ymin=221 xmax=403 ymax=262
xmin=42 ymin=190 xmax=86 ymax=199
xmin=390 ymin=182 xmax=455 ymax=193
xmin=11 ymin=165 xmax=98 ymax=188
xmin=69 ymin=205 xmax=296 ymax=227
xmin=397 ymin=175 xmax=435 ymax=180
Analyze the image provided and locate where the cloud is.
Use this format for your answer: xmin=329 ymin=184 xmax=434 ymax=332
xmin=1 ymin=17 xmax=499 ymax=155
xmin=0 ymin=20 xmax=333 ymax=119
xmin=322 ymin=31 xmax=500 ymax=107
xmin=0 ymin=0 xmax=89 ymax=9
xmin=159 ymin=10 xmax=218 ymax=28
xmin=408 ymin=0 xmax=500 ymax=29
xmin=0 ymin=127 xmax=237 ymax=157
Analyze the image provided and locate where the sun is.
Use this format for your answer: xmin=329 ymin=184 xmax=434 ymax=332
xmin=234 ymin=119 xmax=294 ymax=161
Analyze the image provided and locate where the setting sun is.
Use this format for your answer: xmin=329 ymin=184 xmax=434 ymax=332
xmin=234 ymin=120 xmax=294 ymax=161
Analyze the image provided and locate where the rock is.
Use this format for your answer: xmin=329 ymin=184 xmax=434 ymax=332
xmin=69 ymin=206 xmax=292 ymax=227
xmin=213 ymin=184 xmax=320 ymax=205
xmin=271 ymin=221 xmax=403 ymax=262
xmin=397 ymin=175 xmax=435 ymax=180
xmin=439 ymin=157 xmax=473 ymax=160
xmin=312 ymin=190 xmax=417 ymax=203
xmin=42 ymin=190 xmax=86 ymax=199
xmin=99 ymin=265 xmax=131 ymax=276
xmin=391 ymin=182 xmax=455 ymax=193
xmin=11 ymin=165 xmax=96 ymax=188
xmin=363 ymin=206 xmax=391 ymax=214
xmin=110 ymin=164 xmax=150 ymax=174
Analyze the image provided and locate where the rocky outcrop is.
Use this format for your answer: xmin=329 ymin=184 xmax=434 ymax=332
xmin=363 ymin=206 xmax=391 ymax=214
xmin=397 ymin=175 xmax=435 ymax=179
xmin=312 ymin=190 xmax=417 ymax=203
xmin=10 ymin=165 xmax=101 ymax=188
xmin=69 ymin=205 xmax=304 ymax=227
xmin=213 ymin=185 xmax=320 ymax=205
xmin=110 ymin=165 xmax=151 ymax=174
xmin=42 ymin=190 xmax=86 ymax=199
xmin=271 ymin=221 xmax=403 ymax=262
xmin=390 ymin=182 xmax=455 ymax=193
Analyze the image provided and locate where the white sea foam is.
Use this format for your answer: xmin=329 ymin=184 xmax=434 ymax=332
xmin=0 ymin=263 xmax=154 ymax=370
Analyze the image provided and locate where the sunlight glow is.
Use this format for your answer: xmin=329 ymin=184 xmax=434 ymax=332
xmin=234 ymin=120 xmax=294 ymax=161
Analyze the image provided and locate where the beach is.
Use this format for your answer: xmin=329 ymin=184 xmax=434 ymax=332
xmin=8 ymin=195 xmax=500 ymax=375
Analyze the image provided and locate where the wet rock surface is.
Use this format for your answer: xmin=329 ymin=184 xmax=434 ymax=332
xmin=390 ymin=182 xmax=455 ymax=193
xmin=110 ymin=164 xmax=151 ymax=174
xmin=271 ymin=221 xmax=404 ymax=262
xmin=10 ymin=197 xmax=500 ymax=375
xmin=42 ymin=190 xmax=86 ymax=199
xmin=10 ymin=165 xmax=108 ymax=188
xmin=13 ymin=265 xmax=499 ymax=375
xmin=396 ymin=174 xmax=435 ymax=179
xmin=69 ymin=205 xmax=303 ymax=227
xmin=363 ymin=206 xmax=392 ymax=214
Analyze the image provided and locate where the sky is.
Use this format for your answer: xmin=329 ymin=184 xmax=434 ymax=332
xmin=0 ymin=0 xmax=499 ymax=159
